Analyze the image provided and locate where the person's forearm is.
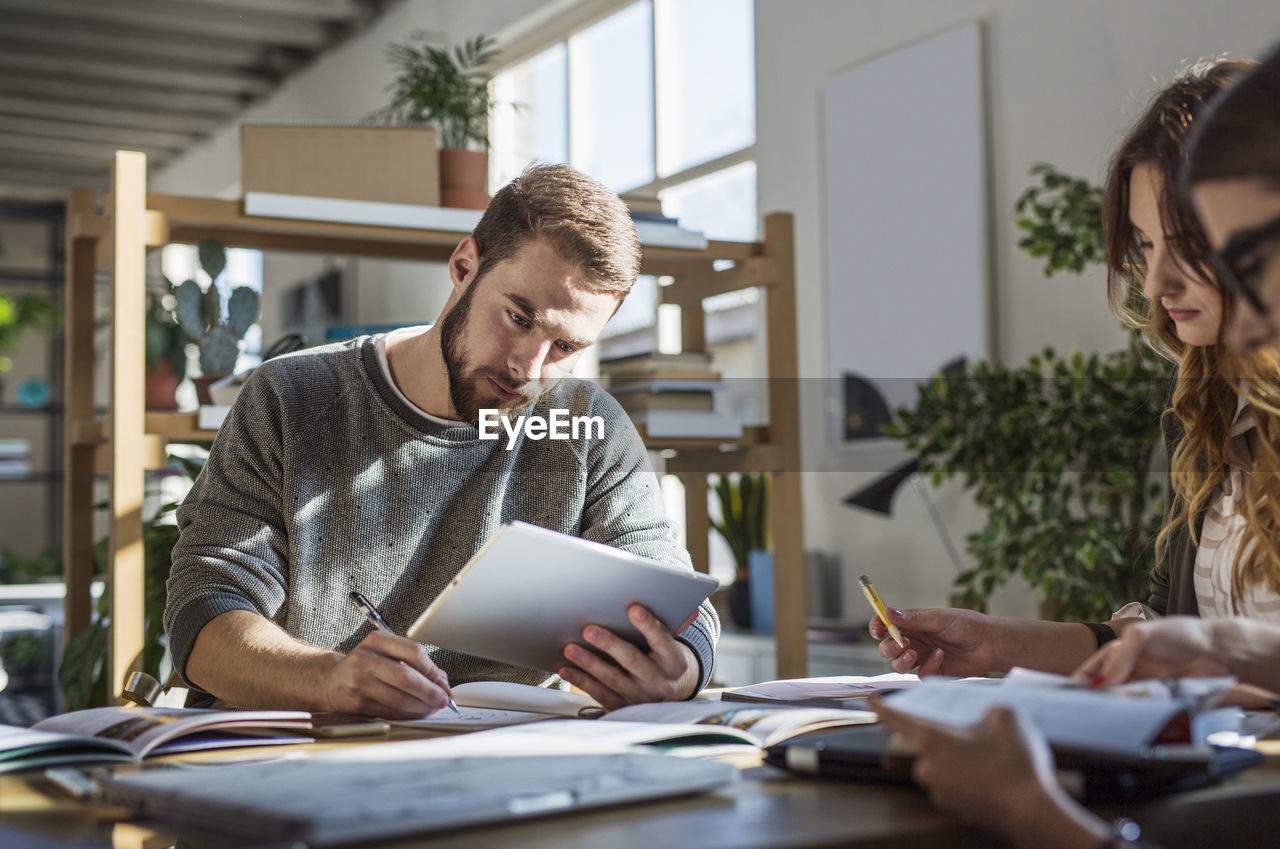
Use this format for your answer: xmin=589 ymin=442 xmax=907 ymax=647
xmin=1215 ymin=619 xmax=1280 ymax=694
xmin=185 ymin=610 xmax=341 ymax=711
xmin=993 ymin=618 xmax=1101 ymax=675
xmin=674 ymin=643 xmax=700 ymax=700
xmin=1000 ymin=783 xmax=1112 ymax=849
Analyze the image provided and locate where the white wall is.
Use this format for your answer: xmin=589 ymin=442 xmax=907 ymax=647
xmin=150 ymin=0 xmax=1280 ymax=620
xmin=150 ymin=0 xmax=554 ymax=335
xmin=756 ymin=0 xmax=1279 ymax=616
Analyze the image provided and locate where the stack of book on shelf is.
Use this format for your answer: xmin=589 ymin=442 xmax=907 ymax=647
xmin=600 ymin=352 xmax=742 ymax=440
xmin=620 ymin=192 xmax=708 ymax=250
xmin=0 ymin=438 xmax=31 ymax=479
xmin=242 ymin=189 xmax=708 ymax=251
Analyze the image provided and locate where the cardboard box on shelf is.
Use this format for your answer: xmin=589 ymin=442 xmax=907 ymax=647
xmin=240 ymin=123 xmax=440 ymax=206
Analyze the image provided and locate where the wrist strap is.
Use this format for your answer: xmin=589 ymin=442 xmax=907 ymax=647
xmin=1081 ymin=622 xmax=1117 ymax=648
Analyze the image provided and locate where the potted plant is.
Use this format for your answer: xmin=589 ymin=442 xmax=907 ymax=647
xmin=174 ymin=239 xmax=260 ymax=405
xmin=711 ymin=473 xmax=772 ymax=631
xmin=145 ymin=288 xmax=187 ymax=410
xmin=57 ymin=454 xmax=201 ymax=710
xmin=0 ymin=291 xmax=61 ymax=401
xmin=380 ymin=34 xmax=500 ymax=209
xmin=886 ymin=165 xmax=1174 ymax=622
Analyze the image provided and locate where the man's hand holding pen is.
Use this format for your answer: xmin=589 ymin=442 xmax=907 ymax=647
xmin=323 ymin=629 xmax=454 ymax=719
xmin=338 ymin=590 xmax=459 ymax=719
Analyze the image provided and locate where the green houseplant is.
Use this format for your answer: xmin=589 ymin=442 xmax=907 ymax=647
xmin=380 ymin=34 xmax=500 ymax=209
xmin=0 ymin=291 xmax=61 ymax=384
xmin=57 ymin=454 xmax=201 ymax=710
xmin=0 ymin=235 xmax=62 ymax=386
xmin=145 ymin=288 xmax=187 ymax=410
xmin=173 ymin=239 xmax=260 ymax=404
xmin=711 ymin=473 xmax=772 ymax=630
xmin=885 ymin=165 xmax=1175 ymax=622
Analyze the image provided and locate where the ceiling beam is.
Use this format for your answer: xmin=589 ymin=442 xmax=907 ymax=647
xmin=0 ymin=74 xmax=243 ymax=115
xmin=0 ymin=165 xmax=107 ymax=189
xmin=0 ymin=132 xmax=174 ymax=164
xmin=178 ymin=0 xmax=364 ymax=19
xmin=0 ymin=147 xmax=115 ymax=174
xmin=0 ymin=48 xmax=273 ymax=97
xmin=0 ymin=94 xmax=223 ymax=135
xmin=0 ymin=117 xmax=193 ymax=152
xmin=0 ymin=0 xmax=333 ymax=48
xmin=0 ymin=19 xmax=265 ymax=68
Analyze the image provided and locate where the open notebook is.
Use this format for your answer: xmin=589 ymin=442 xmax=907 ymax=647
xmin=95 ymin=752 xmax=737 ymax=846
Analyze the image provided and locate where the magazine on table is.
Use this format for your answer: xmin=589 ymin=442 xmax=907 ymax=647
xmin=0 ymin=707 xmax=312 ymax=773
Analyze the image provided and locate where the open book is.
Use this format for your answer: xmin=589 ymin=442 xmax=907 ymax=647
xmin=389 ymin=681 xmax=603 ymax=730
xmin=1 ymin=707 xmax=312 ymax=773
xmin=769 ymin=672 xmax=1258 ymax=802
xmin=599 ymin=700 xmax=877 ymax=750
xmin=423 ymin=701 xmax=877 ymax=757
xmin=387 ymin=687 xmax=875 ymax=751
xmin=882 ymin=671 xmax=1238 ymax=754
xmin=721 ymin=673 xmax=923 ymax=709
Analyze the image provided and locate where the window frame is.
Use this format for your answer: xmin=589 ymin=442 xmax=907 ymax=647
xmin=489 ymin=0 xmax=755 ymax=217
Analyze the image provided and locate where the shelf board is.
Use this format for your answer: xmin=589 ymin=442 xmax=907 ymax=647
xmin=144 ymin=411 xmax=218 ymax=442
xmin=129 ymin=409 xmax=765 ymax=453
xmin=0 ymin=471 xmax=60 ymax=484
xmin=0 ymin=404 xmax=61 ymax=415
xmin=639 ymin=425 xmax=768 ymax=450
xmin=0 ymin=270 xmax=60 ymax=287
xmin=139 ymin=194 xmax=760 ymax=273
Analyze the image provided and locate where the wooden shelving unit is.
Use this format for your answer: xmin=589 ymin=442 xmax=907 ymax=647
xmin=63 ymin=151 xmax=806 ymax=698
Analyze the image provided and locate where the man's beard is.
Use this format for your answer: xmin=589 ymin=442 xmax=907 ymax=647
xmin=438 ymin=279 xmax=546 ymax=425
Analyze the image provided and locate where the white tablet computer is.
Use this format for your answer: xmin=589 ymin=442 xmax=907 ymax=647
xmin=406 ymin=521 xmax=719 ymax=673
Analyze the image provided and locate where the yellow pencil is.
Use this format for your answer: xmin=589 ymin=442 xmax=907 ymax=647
xmin=859 ymin=575 xmax=904 ymax=648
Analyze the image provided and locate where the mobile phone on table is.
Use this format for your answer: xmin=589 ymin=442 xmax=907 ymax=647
xmin=310 ymin=712 xmax=392 ymax=738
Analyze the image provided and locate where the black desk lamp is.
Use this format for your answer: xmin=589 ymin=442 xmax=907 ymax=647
xmin=842 ymin=356 xmax=968 ymax=572
xmin=844 ymin=458 xmax=966 ymax=574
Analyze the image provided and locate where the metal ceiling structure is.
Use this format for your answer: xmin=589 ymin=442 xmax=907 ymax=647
xmin=0 ymin=0 xmax=391 ymax=199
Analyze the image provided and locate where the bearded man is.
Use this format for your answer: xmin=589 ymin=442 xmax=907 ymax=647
xmin=164 ymin=164 xmax=719 ymax=716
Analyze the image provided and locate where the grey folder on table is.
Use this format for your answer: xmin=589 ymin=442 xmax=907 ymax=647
xmin=95 ymin=752 xmax=738 ymax=846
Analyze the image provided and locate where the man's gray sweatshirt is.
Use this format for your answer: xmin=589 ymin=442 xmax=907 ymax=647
xmin=164 ymin=337 xmax=719 ymax=703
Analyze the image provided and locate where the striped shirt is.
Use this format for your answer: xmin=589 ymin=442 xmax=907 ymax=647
xmin=1193 ymin=401 xmax=1280 ymax=618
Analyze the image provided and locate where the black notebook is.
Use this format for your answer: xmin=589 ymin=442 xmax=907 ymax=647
xmin=765 ymin=724 xmax=1264 ymax=803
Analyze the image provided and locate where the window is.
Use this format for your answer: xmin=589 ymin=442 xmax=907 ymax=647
xmin=490 ymin=44 xmax=567 ymax=190
xmin=491 ymin=1 xmax=757 ymax=583
xmin=654 ymin=0 xmax=755 ymax=177
xmin=569 ymin=1 xmax=654 ymax=193
xmin=491 ymin=0 xmax=757 ymax=351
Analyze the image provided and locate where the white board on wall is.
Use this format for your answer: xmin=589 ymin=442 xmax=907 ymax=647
xmin=820 ymin=23 xmax=988 ymax=442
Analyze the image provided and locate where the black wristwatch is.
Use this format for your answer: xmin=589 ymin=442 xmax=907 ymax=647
xmin=1081 ymin=621 xmax=1117 ymax=648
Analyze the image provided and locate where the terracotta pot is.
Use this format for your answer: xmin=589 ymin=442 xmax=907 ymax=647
xmin=145 ymin=360 xmax=180 ymax=411
xmin=191 ymin=375 xmax=225 ymax=407
xmin=439 ymin=148 xmax=490 ymax=209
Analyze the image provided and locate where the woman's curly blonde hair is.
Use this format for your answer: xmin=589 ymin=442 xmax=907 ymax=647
xmin=1103 ymin=58 xmax=1280 ymax=600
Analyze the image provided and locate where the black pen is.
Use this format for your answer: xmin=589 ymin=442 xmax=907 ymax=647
xmin=349 ymin=590 xmax=460 ymax=715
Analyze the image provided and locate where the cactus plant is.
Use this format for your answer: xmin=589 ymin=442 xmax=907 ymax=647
xmin=174 ymin=238 xmax=261 ymax=377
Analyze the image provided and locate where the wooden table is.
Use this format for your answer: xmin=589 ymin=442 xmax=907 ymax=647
xmin=3 ymin=742 xmax=1279 ymax=848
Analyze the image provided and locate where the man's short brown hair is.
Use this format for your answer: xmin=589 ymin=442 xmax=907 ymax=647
xmin=471 ymin=163 xmax=641 ymax=294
